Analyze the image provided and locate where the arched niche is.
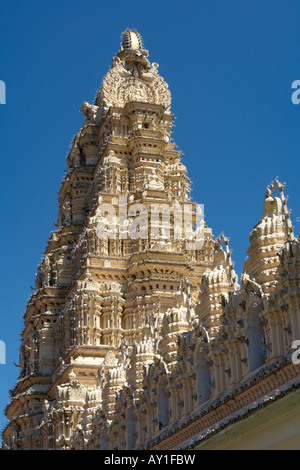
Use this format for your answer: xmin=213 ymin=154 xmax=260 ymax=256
xmin=246 ymin=300 xmax=266 ymax=371
xmin=195 ymin=345 xmax=211 ymax=405
xmin=157 ymin=375 xmax=169 ymax=430
xmin=126 ymin=404 xmax=136 ymax=450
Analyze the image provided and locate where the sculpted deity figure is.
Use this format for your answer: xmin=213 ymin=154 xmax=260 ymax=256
xmin=262 ymin=187 xmax=282 ymax=218
xmin=145 ymin=169 xmax=164 ymax=191
xmin=35 ymin=269 xmax=43 ymax=289
xmin=41 ymin=255 xmax=51 ymax=286
xmin=80 ymin=101 xmax=99 ymax=123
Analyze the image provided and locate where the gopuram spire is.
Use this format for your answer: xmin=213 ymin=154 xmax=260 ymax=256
xmin=3 ymin=30 xmax=213 ymax=450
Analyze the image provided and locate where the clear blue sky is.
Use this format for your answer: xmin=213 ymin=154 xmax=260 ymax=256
xmin=0 ymin=0 xmax=299 ymax=442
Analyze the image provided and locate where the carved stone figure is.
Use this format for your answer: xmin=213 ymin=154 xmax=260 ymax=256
xmin=80 ymin=101 xmax=99 ymax=123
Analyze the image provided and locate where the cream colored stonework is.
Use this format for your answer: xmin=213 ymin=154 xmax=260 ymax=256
xmin=3 ymin=30 xmax=300 ymax=451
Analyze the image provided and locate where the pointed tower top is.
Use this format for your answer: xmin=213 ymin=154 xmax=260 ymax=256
xmin=95 ymin=29 xmax=171 ymax=113
xmin=243 ymin=179 xmax=294 ymax=293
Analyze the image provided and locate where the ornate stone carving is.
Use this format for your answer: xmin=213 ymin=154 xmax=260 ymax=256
xmin=80 ymin=101 xmax=99 ymax=123
xmin=3 ymin=31 xmax=300 ymax=454
xmin=96 ymin=32 xmax=171 ymax=113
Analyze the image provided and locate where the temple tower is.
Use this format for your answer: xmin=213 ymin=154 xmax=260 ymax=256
xmin=3 ymin=30 xmax=300 ymax=453
xmin=3 ymin=29 xmax=214 ymax=449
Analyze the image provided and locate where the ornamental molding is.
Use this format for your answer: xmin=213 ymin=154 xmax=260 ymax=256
xmin=97 ymin=53 xmax=171 ymax=114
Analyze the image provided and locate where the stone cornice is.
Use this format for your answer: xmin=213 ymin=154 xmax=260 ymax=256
xmin=144 ymin=351 xmax=300 ymax=450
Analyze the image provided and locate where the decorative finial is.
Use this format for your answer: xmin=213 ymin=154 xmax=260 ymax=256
xmin=121 ymin=28 xmax=143 ymax=50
